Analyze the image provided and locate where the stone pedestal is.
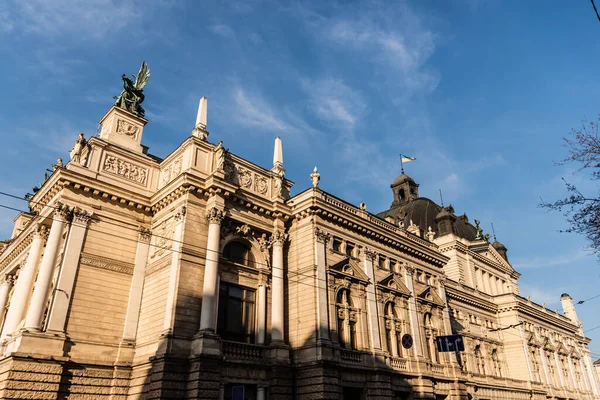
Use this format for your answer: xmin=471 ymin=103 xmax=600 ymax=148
xmin=99 ymin=106 xmax=147 ymax=153
xmin=191 ymin=331 xmax=221 ymax=357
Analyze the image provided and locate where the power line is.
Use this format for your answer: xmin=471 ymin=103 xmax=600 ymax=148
xmin=2 ymin=191 xmax=599 ymax=359
xmin=591 ymin=0 xmax=600 ymax=23
xmin=576 ymin=293 xmax=600 ymax=305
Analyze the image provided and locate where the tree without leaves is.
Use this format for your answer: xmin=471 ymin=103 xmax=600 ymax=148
xmin=540 ymin=114 xmax=600 ymax=258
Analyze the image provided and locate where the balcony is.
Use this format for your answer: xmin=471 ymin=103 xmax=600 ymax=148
xmin=388 ymin=357 xmax=409 ymax=371
xmin=340 ymin=348 xmax=363 ymax=364
xmin=221 ymin=340 xmax=265 ymax=362
xmin=431 ymin=363 xmax=446 ymax=376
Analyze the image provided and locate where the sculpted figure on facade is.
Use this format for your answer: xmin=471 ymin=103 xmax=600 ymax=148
xmin=70 ymin=133 xmax=87 ymax=165
xmin=214 ymin=141 xmax=228 ymax=172
xmin=113 ymin=61 xmax=150 ymax=117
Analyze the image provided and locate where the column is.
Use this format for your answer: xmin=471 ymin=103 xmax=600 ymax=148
xmin=257 ymin=273 xmax=268 ymax=345
xmin=363 ymin=248 xmax=381 ymax=350
xmin=163 ymin=206 xmax=187 ymax=333
xmin=257 ymin=387 xmax=265 ymax=400
xmin=584 ymin=353 xmax=600 ymax=395
xmin=403 ymin=265 xmax=423 ymax=357
xmin=270 ymin=227 xmax=287 ymax=342
xmin=122 ymin=228 xmax=151 ymax=341
xmin=314 ymin=228 xmax=330 ymax=342
xmin=46 ymin=208 xmax=92 ymax=333
xmin=24 ymin=205 xmax=69 ymax=331
xmin=2 ymin=224 xmax=47 ymax=338
xmin=437 ymin=277 xmax=459 ymax=366
xmin=389 ymin=327 xmax=398 ymax=357
xmin=199 ymin=206 xmax=224 ymax=332
xmin=554 ymin=352 xmax=566 ymax=388
xmin=0 ymin=275 xmax=15 ymax=329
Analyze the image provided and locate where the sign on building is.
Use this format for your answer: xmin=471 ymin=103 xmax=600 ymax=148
xmin=435 ymin=334 xmax=464 ymax=352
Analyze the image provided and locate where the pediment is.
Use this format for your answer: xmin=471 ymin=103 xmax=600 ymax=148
xmin=555 ymin=342 xmax=569 ymax=355
xmin=414 ymin=283 xmax=444 ymax=306
xmin=542 ymin=338 xmax=555 ymax=351
xmin=328 ymin=257 xmax=370 ymax=283
xmin=527 ymin=332 xmax=541 ymax=347
xmin=377 ymin=273 xmax=411 ymax=296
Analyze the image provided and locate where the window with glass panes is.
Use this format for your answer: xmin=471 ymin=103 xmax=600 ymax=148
xmin=217 ymin=283 xmax=256 ymax=343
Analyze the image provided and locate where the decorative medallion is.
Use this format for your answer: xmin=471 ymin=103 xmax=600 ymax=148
xmin=223 ymin=161 xmax=236 ymax=182
xmin=254 ymin=176 xmax=268 ymax=194
xmin=116 ymin=119 xmax=139 ymax=139
xmin=238 ymin=167 xmax=252 ymax=188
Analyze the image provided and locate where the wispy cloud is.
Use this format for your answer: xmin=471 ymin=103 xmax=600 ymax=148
xmin=232 ymin=86 xmax=292 ymax=133
xmin=512 ymin=248 xmax=591 ymax=269
xmin=519 ymin=283 xmax=563 ymax=307
xmin=209 ymin=24 xmax=235 ymax=39
xmin=302 ymin=79 xmax=367 ymax=128
xmin=4 ymin=0 xmax=141 ymax=40
xmin=308 ymin=2 xmax=439 ymax=96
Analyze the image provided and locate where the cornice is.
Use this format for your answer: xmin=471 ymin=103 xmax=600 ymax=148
xmin=497 ymin=299 xmax=580 ymax=334
xmin=290 ymin=189 xmax=448 ymax=269
xmin=0 ymin=230 xmax=34 ymax=271
xmin=445 ymin=286 xmax=497 ymax=313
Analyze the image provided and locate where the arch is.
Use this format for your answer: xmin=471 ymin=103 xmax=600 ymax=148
xmin=220 ymin=234 xmax=268 ymax=270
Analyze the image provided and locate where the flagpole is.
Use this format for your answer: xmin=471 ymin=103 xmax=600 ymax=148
xmin=400 ymin=154 xmax=404 ymax=174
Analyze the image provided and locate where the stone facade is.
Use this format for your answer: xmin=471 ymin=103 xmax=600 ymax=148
xmin=0 ymin=104 xmax=598 ymax=400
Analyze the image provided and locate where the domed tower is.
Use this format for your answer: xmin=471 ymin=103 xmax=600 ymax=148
xmin=390 ymin=173 xmax=419 ymax=207
xmin=492 ymin=239 xmax=508 ymax=262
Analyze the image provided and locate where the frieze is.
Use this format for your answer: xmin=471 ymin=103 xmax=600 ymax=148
xmin=238 ymin=167 xmax=253 ymax=188
xmin=146 ymin=256 xmax=171 ymax=276
xmin=161 ymin=157 xmax=183 ymax=187
xmin=80 ymin=253 xmax=133 ymax=275
xmin=254 ymin=176 xmax=268 ymax=195
xmin=223 ymin=160 xmax=236 ymax=182
xmin=103 ymin=155 xmax=148 ymax=185
xmin=116 ymin=119 xmax=139 ymax=139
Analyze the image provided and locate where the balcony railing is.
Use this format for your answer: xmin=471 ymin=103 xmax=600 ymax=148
xmin=431 ymin=364 xmax=446 ymax=376
xmin=340 ymin=349 xmax=362 ymax=364
xmin=389 ymin=357 xmax=409 ymax=371
xmin=221 ymin=340 xmax=264 ymax=361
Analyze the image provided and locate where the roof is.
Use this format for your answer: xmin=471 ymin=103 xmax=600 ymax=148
xmin=377 ymin=196 xmax=478 ymax=241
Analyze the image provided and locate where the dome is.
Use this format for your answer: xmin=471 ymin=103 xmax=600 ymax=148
xmin=560 ymin=293 xmax=571 ymax=299
xmin=377 ymin=197 xmax=478 ymax=240
xmin=492 ymin=240 xmax=507 ymax=251
xmin=393 ymin=173 xmax=416 ymax=186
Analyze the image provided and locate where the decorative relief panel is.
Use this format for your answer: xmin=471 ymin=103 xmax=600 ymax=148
xmin=161 ymin=157 xmax=183 ymax=187
xmin=223 ymin=162 xmax=270 ymax=197
xmin=116 ymin=119 xmax=139 ymax=139
xmin=103 ymin=155 xmax=148 ymax=185
xmin=80 ymin=253 xmax=134 ymax=275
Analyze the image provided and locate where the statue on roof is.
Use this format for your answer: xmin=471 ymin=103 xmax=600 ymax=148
xmin=114 ymin=62 xmax=150 ymax=117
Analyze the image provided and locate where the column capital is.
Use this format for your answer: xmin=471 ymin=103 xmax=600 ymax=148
xmin=2 ymin=274 xmax=15 ymax=285
xmin=363 ymin=247 xmax=377 ymax=261
xmin=139 ymin=227 xmax=152 ymax=243
xmin=55 ymin=202 xmax=71 ymax=222
xmin=205 ymin=207 xmax=224 ymax=224
xmin=72 ymin=208 xmax=93 ymax=225
xmin=258 ymin=271 xmax=270 ymax=286
xmin=403 ymin=263 xmax=415 ymax=276
xmin=34 ymin=224 xmax=48 ymax=240
xmin=314 ymin=227 xmax=330 ymax=244
xmin=174 ymin=205 xmax=187 ymax=222
xmin=269 ymin=229 xmax=288 ymax=247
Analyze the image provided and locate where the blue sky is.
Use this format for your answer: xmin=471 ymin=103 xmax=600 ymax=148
xmin=1 ymin=0 xmax=600 ymax=356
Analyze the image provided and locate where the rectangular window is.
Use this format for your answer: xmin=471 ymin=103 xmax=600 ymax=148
xmin=332 ymin=237 xmax=342 ymax=252
xmin=346 ymin=242 xmax=355 ymax=257
xmin=217 ymin=283 xmax=255 ymax=343
xmin=378 ymin=256 xmax=387 ymax=269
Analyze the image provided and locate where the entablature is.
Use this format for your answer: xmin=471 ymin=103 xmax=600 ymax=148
xmin=289 ymin=188 xmax=448 ymax=269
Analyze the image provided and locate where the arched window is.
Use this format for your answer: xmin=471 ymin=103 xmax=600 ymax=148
xmin=423 ymin=312 xmax=438 ymax=363
xmin=474 ymin=345 xmax=485 ymax=375
xmin=336 ymin=289 xmax=358 ymax=349
xmin=398 ymin=188 xmax=405 ymax=201
xmin=384 ymin=302 xmax=402 ymax=357
xmin=223 ymin=241 xmax=255 ymax=267
xmin=491 ymin=348 xmax=502 ymax=377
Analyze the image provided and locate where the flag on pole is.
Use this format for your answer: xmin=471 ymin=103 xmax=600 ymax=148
xmin=400 ymin=154 xmax=416 ymax=173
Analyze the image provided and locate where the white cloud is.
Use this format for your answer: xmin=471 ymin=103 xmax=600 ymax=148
xmin=311 ymin=4 xmax=439 ymax=96
xmin=302 ymin=79 xmax=367 ymax=128
xmin=231 ymin=86 xmax=293 ymax=133
xmin=209 ymin=24 xmax=235 ymax=39
xmin=511 ymin=248 xmax=591 ymax=269
xmin=519 ymin=283 xmax=563 ymax=307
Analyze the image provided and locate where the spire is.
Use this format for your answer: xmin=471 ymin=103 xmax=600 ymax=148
xmin=196 ymin=97 xmax=207 ymax=128
xmin=192 ymin=96 xmax=209 ymax=140
xmin=273 ymin=136 xmax=283 ymax=169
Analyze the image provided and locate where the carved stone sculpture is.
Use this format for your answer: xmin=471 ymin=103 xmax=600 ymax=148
xmin=70 ymin=133 xmax=87 ymax=164
xmin=310 ymin=166 xmax=320 ymax=188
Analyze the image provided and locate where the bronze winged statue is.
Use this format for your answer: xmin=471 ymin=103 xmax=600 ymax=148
xmin=114 ymin=62 xmax=150 ymax=117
